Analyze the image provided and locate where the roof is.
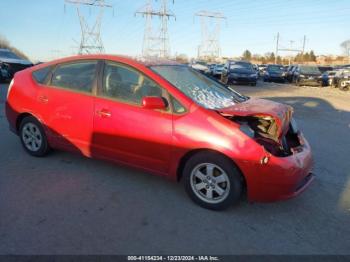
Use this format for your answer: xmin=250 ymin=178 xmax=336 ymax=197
xmin=43 ymin=54 xmax=182 ymax=67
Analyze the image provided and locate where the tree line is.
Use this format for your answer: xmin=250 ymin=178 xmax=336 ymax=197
xmin=0 ymin=36 xmax=29 ymax=60
xmin=242 ymin=49 xmax=317 ymax=64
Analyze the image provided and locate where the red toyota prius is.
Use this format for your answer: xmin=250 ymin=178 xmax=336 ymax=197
xmin=5 ymin=55 xmax=314 ymax=210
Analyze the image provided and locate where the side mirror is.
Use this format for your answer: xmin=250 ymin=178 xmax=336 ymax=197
xmin=141 ymin=96 xmax=167 ymax=110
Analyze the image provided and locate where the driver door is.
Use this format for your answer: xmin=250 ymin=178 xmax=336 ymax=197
xmin=92 ymin=61 xmax=173 ymax=175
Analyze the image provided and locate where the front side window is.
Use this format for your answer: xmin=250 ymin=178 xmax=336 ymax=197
xmin=151 ymin=65 xmax=248 ymax=110
xmin=51 ymin=61 xmax=97 ymax=93
xmin=102 ymin=61 xmax=163 ymax=106
xmin=170 ymin=95 xmax=186 ymax=114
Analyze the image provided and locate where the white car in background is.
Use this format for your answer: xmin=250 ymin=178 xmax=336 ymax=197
xmin=212 ymin=64 xmax=224 ymax=77
xmin=191 ymin=61 xmax=209 ymax=74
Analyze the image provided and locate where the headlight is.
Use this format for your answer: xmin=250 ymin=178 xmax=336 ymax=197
xmin=250 ymin=73 xmax=257 ymax=78
xmin=7 ymin=79 xmax=14 ymax=100
xmin=265 ymin=72 xmax=270 ymax=76
xmin=300 ymin=74 xmax=305 ymax=78
xmin=282 ymin=72 xmax=286 ymax=76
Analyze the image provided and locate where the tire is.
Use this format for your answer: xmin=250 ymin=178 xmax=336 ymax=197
xmin=19 ymin=116 xmax=50 ymax=157
xmin=183 ymin=152 xmax=243 ymax=210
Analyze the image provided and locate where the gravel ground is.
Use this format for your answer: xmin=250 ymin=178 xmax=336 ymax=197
xmin=0 ymin=81 xmax=350 ymax=255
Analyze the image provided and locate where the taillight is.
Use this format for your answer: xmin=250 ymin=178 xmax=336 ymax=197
xmin=7 ymin=79 xmax=14 ymax=100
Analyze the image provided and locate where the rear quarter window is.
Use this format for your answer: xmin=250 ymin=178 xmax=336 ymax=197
xmin=32 ymin=66 xmax=52 ymax=84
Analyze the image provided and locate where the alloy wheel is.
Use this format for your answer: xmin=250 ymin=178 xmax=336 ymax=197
xmin=190 ymin=163 xmax=230 ymax=204
xmin=21 ymin=122 xmax=43 ymax=152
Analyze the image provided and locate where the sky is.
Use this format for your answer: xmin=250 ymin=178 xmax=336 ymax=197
xmin=0 ymin=0 xmax=349 ymax=61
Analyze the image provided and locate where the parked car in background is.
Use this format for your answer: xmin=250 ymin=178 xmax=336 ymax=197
xmin=318 ymin=66 xmax=334 ymax=86
xmin=332 ymin=68 xmax=350 ymax=90
xmin=285 ymin=65 xmax=296 ymax=82
xmin=323 ymin=70 xmax=337 ymax=86
xmin=0 ymin=62 xmax=11 ymax=83
xmin=191 ymin=61 xmax=209 ymax=74
xmin=208 ymin=63 xmax=216 ymax=74
xmin=263 ymin=64 xmax=286 ymax=83
xmin=0 ymin=49 xmax=33 ymax=78
xmin=212 ymin=64 xmax=224 ymax=78
xmin=221 ymin=60 xmax=258 ymax=86
xmin=5 ymin=54 xmax=314 ymax=210
xmin=293 ymin=65 xmax=323 ymax=86
xmin=258 ymin=64 xmax=267 ymax=76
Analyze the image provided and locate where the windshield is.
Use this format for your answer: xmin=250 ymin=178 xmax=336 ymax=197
xmin=318 ymin=67 xmax=333 ymax=73
xmin=267 ymin=65 xmax=283 ymax=73
xmin=151 ymin=65 xmax=247 ymax=109
xmin=229 ymin=62 xmax=253 ymax=70
xmin=0 ymin=50 xmax=21 ymax=59
xmin=300 ymin=66 xmax=321 ymax=74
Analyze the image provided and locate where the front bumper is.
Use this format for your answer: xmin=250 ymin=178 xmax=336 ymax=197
xmin=229 ymin=76 xmax=257 ymax=84
xmin=238 ymin=133 xmax=314 ymax=202
xmin=265 ymin=76 xmax=285 ymax=82
xmin=299 ymin=77 xmax=322 ymax=86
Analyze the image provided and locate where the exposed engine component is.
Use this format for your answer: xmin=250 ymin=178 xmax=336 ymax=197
xmin=229 ymin=115 xmax=301 ymax=157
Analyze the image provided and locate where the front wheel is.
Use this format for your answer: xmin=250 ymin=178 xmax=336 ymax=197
xmin=19 ymin=116 xmax=50 ymax=157
xmin=183 ymin=152 xmax=243 ymax=210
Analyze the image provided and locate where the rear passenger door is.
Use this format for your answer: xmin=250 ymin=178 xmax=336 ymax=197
xmin=36 ymin=60 xmax=98 ymax=156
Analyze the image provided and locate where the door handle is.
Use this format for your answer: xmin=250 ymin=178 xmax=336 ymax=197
xmin=38 ymin=95 xmax=49 ymax=103
xmin=96 ymin=109 xmax=112 ymax=118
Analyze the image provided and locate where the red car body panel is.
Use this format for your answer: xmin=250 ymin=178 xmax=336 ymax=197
xmin=5 ymin=54 xmax=314 ymax=203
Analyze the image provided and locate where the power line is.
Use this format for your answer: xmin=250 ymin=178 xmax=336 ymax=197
xmin=275 ymin=33 xmax=307 ymax=65
xmin=65 ymin=0 xmax=112 ymax=55
xmin=136 ymin=0 xmax=176 ymax=58
xmin=195 ymin=11 xmax=226 ymax=59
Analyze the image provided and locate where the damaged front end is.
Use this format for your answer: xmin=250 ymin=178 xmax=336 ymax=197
xmin=218 ymin=98 xmax=303 ymax=157
xmin=231 ymin=115 xmax=302 ymax=157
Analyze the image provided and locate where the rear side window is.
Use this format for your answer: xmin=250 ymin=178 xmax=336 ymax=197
xmin=51 ymin=61 xmax=97 ymax=93
xmin=32 ymin=66 xmax=52 ymax=84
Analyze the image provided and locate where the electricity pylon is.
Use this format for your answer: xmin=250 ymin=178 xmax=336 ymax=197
xmin=195 ymin=11 xmax=226 ymax=59
xmin=136 ymin=0 xmax=175 ymax=58
xmin=65 ymin=0 xmax=112 ymax=54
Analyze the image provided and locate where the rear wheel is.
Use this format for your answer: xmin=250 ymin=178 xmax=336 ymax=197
xmin=183 ymin=152 xmax=243 ymax=210
xmin=19 ymin=116 xmax=50 ymax=157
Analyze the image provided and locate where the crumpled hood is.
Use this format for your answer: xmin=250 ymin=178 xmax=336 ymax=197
xmin=218 ymin=98 xmax=293 ymax=140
